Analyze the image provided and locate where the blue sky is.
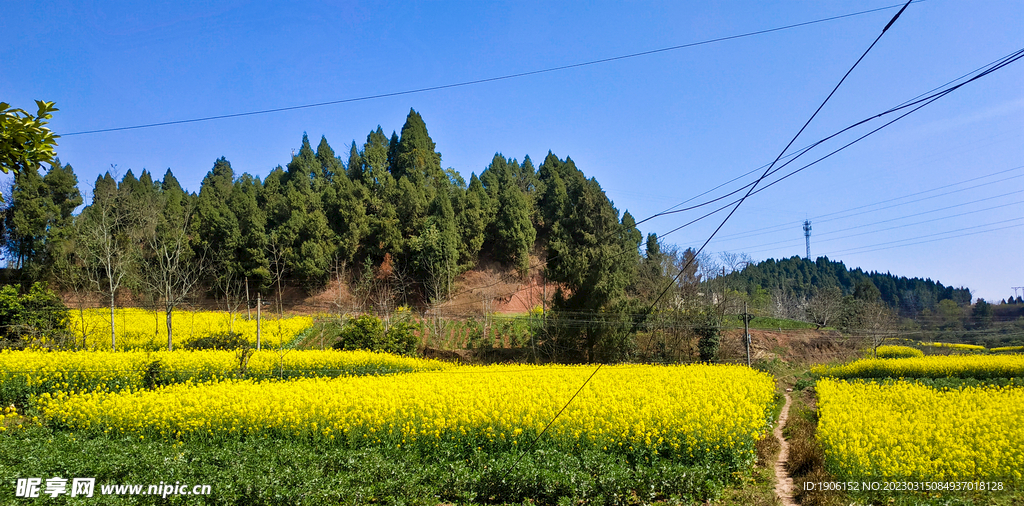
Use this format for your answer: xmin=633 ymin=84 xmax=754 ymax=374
xmin=4 ymin=1 xmax=1022 ymax=303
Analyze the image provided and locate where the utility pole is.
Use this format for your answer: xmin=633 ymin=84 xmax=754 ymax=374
xmin=1013 ymin=287 xmax=1023 ymax=299
xmin=743 ymin=302 xmax=752 ymax=367
xmin=803 ymin=220 xmax=812 ymax=260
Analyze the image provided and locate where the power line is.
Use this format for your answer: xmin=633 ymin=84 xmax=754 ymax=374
xmin=714 ymin=165 xmax=1024 ymax=242
xmin=735 ymin=194 xmax=1024 ymax=253
xmin=827 ymin=219 xmax=1024 ymax=256
xmin=498 ymin=0 xmax=915 ymax=486
xmin=60 ymin=3 xmax=914 ymax=137
xmin=654 ymin=47 xmax=1024 ymax=241
xmin=642 ymin=48 xmax=1024 ymax=227
xmin=434 ymin=45 xmax=1024 ymax=318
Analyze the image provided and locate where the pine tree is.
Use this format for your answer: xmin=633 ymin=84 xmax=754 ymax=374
xmin=542 ymin=153 xmax=640 ymax=361
xmin=229 ymin=173 xmax=271 ymax=290
xmin=346 ymin=141 xmax=363 ymax=181
xmin=197 ymin=158 xmax=242 ymax=305
xmin=43 ymin=159 xmax=83 ymax=224
xmin=394 ymin=109 xmax=444 ymax=190
xmin=360 ymin=128 xmax=401 ymax=263
xmin=414 ymin=190 xmax=460 ymax=302
xmin=316 ymin=135 xmax=342 ymax=183
xmin=458 ymin=174 xmax=488 ymax=267
xmin=283 ymin=135 xmax=336 ymax=289
xmin=4 ymin=164 xmax=54 ymax=271
xmin=493 ymin=169 xmax=536 ymax=277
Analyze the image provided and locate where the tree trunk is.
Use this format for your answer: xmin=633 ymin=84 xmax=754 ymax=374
xmin=109 ymin=292 xmax=116 ymax=351
xmin=166 ymin=305 xmax=174 ymax=351
xmin=78 ymin=303 xmax=86 ymax=348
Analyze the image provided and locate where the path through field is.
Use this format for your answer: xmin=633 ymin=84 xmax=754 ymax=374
xmin=774 ymin=393 xmax=796 ymax=506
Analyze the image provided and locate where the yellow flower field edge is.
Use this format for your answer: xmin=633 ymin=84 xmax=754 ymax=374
xmin=919 ymin=341 xmax=987 ymax=352
xmin=816 ymin=378 xmax=1024 ymax=483
xmin=812 ymin=354 xmax=1024 ymax=380
xmin=992 ymin=346 xmax=1024 ymax=352
xmin=36 ymin=364 xmax=776 ymax=467
xmin=68 ymin=308 xmax=313 ymax=350
xmin=0 ymin=349 xmax=453 ymax=405
xmin=874 ymin=345 xmax=924 ymax=359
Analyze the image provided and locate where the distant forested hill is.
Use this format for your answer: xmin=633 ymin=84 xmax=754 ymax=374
xmin=721 ymin=256 xmax=972 ymax=316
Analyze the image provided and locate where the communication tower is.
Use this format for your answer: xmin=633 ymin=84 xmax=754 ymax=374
xmin=803 ymin=220 xmax=812 ymax=260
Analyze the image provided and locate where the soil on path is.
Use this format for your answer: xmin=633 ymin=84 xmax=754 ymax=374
xmin=774 ymin=393 xmax=797 ymax=506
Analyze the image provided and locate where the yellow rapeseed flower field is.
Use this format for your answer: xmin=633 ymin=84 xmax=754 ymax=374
xmin=69 ymin=308 xmax=313 ymax=350
xmin=992 ymin=346 xmax=1024 ymax=352
xmin=874 ymin=345 xmax=924 ymax=359
xmin=36 ymin=364 xmax=775 ymax=465
xmin=919 ymin=341 xmax=987 ymax=352
xmin=812 ymin=354 xmax=1024 ymax=379
xmin=0 ymin=349 xmax=453 ymax=403
xmin=817 ymin=378 xmax=1024 ymax=482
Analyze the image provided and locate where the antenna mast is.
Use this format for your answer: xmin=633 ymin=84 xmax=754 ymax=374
xmin=803 ymin=220 xmax=812 ymax=260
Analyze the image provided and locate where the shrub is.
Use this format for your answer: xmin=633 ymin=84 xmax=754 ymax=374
xmin=386 ymin=320 xmax=421 ymax=355
xmin=0 ymin=283 xmax=72 ymax=349
xmin=183 ymin=331 xmax=249 ymax=350
xmin=333 ymin=314 xmax=385 ymax=352
xmin=693 ymin=310 xmax=721 ymax=362
xmin=332 ymin=314 xmax=420 ymax=355
xmin=874 ymin=345 xmax=923 ymax=359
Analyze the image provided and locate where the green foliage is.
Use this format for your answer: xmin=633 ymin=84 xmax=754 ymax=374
xmin=412 ymin=189 xmax=460 ymax=301
xmin=491 ymin=158 xmax=536 ymax=276
xmin=0 ymin=282 xmax=71 ymax=348
xmin=333 ymin=313 xmax=386 ymax=351
xmin=0 ymin=425 xmax=749 ymax=505
xmin=394 ymin=109 xmax=444 ymax=190
xmin=0 ymin=101 xmax=59 ymax=188
xmin=853 ymin=278 xmax=881 ymax=302
xmin=386 ymin=319 xmax=421 ymax=356
xmin=693 ymin=309 xmax=722 ymax=362
xmin=2 ymin=159 xmax=82 ymax=278
xmin=875 ymin=345 xmax=924 ymax=359
xmin=972 ymin=298 xmax=993 ymax=329
xmin=541 ymin=153 xmax=642 ymax=362
xmin=332 ymin=313 xmax=420 ymax=355
xmin=183 ymin=331 xmax=250 ymax=350
xmin=721 ymin=255 xmax=972 ymax=317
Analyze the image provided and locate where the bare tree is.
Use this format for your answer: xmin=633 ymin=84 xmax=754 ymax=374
xmin=142 ymin=203 xmax=207 ymax=350
xmin=850 ymin=301 xmax=899 ymax=357
xmin=770 ymin=287 xmax=804 ymax=320
xmin=79 ymin=183 xmax=138 ymax=351
xmin=266 ymin=229 xmax=289 ymax=315
xmin=806 ymin=287 xmax=844 ymax=329
xmin=718 ymin=251 xmax=752 ymax=275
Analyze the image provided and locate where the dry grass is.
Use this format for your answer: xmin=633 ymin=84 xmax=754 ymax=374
xmin=784 ymin=390 xmax=847 ymax=506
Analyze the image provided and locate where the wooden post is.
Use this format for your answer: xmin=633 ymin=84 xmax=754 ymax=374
xmin=256 ymin=292 xmax=262 ymax=351
xmin=744 ymin=302 xmax=751 ymax=367
xmin=245 ymin=278 xmax=251 ymax=320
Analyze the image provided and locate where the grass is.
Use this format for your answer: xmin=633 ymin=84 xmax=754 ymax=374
xmin=710 ymin=393 xmax=785 ymax=506
xmin=762 ymin=356 xmax=1024 ymax=506
xmin=0 ymin=422 xmax=746 ymax=505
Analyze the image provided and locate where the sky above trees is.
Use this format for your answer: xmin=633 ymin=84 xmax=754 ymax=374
xmin=3 ymin=0 xmax=1022 ymax=302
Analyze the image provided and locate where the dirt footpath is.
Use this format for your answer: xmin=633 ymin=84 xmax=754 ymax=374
xmin=774 ymin=393 xmax=797 ymax=506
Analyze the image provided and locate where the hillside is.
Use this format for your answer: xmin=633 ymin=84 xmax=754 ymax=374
xmin=721 ymin=255 xmax=972 ymax=316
